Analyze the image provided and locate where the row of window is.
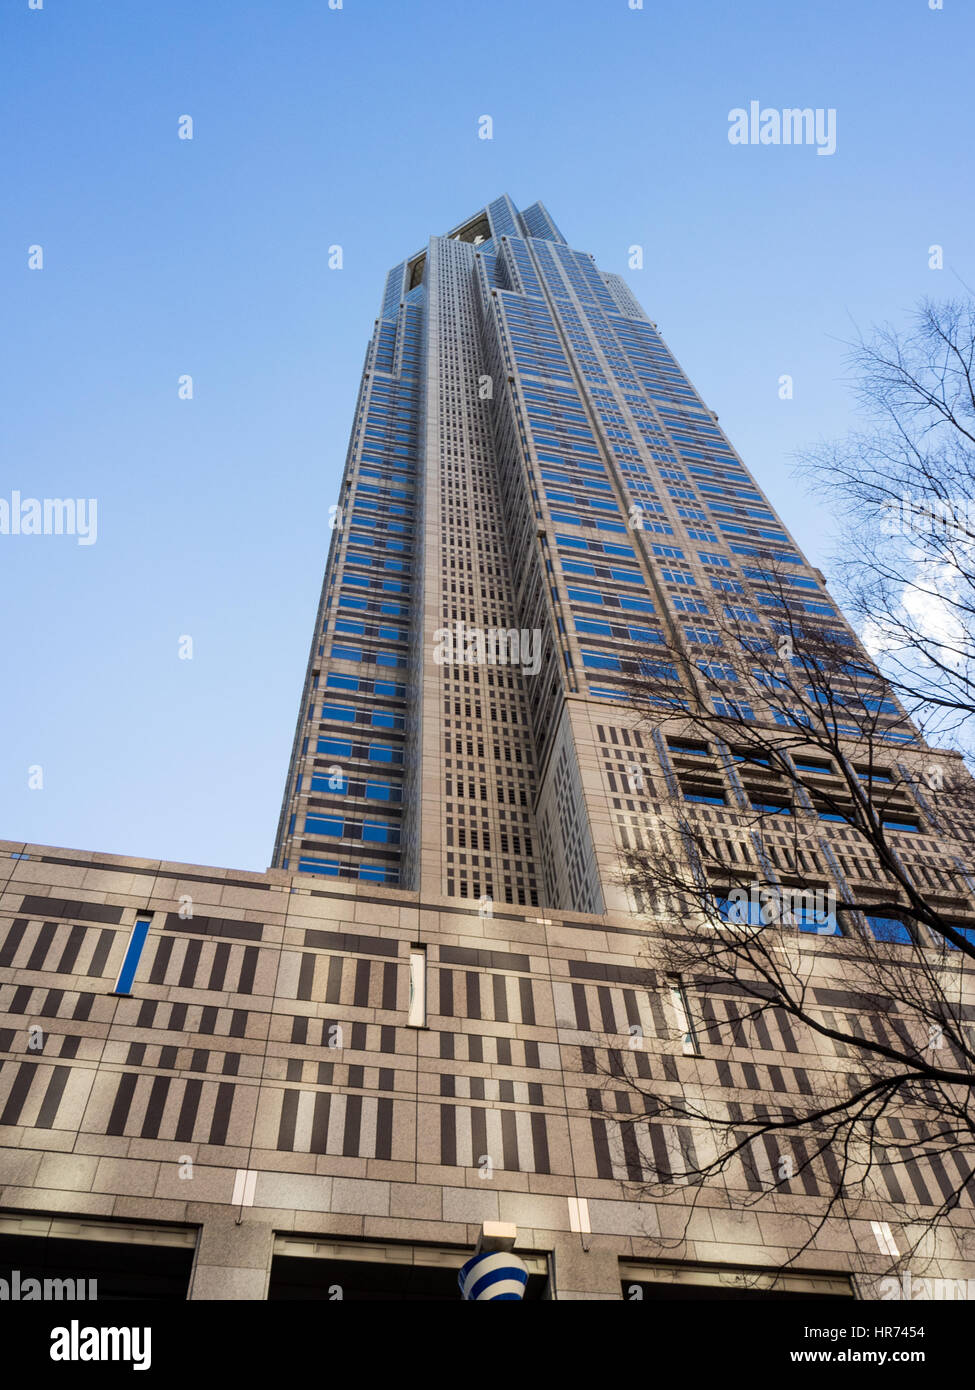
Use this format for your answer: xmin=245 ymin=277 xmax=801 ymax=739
xmin=330 ymin=645 xmax=407 ymax=669
xmin=713 ymin=897 xmax=975 ymax=949
xmin=321 ymin=703 xmax=405 ymax=730
xmin=296 ymin=857 xmax=400 ymax=885
xmin=316 ymin=736 xmax=404 ymax=764
xmin=305 ymin=814 xmax=400 ymax=845
xmin=307 ymin=772 xmax=402 ymax=801
xmin=325 ymin=674 xmax=406 ymax=699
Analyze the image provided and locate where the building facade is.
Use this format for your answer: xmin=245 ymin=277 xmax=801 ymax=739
xmin=1 ymin=198 xmax=973 ymax=1299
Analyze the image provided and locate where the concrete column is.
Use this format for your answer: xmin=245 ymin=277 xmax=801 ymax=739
xmin=187 ymin=1211 xmax=275 ymax=1301
xmin=551 ymin=1235 xmax=622 ymax=1300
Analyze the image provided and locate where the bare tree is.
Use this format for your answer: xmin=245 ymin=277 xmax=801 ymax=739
xmin=592 ymin=301 xmax=975 ymax=1289
xmin=799 ymin=297 xmax=975 ymax=764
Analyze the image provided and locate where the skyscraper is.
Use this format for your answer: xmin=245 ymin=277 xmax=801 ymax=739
xmin=272 ymin=194 xmax=965 ymax=919
xmin=2 ymin=197 xmax=973 ymax=1303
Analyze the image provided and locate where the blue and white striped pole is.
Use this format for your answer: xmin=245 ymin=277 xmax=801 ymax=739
xmin=458 ymin=1249 xmax=528 ymax=1301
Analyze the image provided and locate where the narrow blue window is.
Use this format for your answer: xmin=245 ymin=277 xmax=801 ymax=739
xmin=114 ymin=917 xmax=151 ymax=995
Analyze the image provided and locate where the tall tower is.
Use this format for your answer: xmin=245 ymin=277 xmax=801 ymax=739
xmin=273 ymin=195 xmax=969 ymax=923
xmin=4 ymin=196 xmax=974 ymax=1307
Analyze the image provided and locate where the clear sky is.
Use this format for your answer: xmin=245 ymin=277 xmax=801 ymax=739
xmin=1 ymin=0 xmax=971 ymax=872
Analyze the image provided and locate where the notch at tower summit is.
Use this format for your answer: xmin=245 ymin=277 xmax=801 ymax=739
xmin=2 ymin=197 xmax=973 ymax=1303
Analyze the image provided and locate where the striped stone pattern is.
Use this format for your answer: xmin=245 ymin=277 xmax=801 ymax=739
xmin=1 ymin=841 xmax=973 ymax=1300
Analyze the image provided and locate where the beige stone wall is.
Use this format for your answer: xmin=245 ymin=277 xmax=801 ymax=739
xmin=1 ymin=840 xmax=972 ymax=1299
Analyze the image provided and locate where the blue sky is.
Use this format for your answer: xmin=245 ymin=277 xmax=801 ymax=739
xmin=1 ymin=0 xmax=971 ymax=872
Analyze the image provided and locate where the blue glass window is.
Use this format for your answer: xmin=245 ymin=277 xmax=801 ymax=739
xmin=866 ymin=915 xmax=913 ymax=945
xmin=317 ymin=737 xmax=352 ymax=757
xmin=369 ymin=743 xmax=403 ymax=763
xmin=363 ymin=820 xmax=399 ymax=844
xmin=309 ymin=772 xmax=349 ymax=794
xmin=114 ymin=917 xmax=151 ymax=995
xmin=321 ymin=703 xmax=356 ymax=722
xmin=305 ymin=815 xmax=344 ymax=837
xmin=298 ymin=857 xmax=341 ymax=877
xmin=582 ymin=650 xmax=621 ymax=671
xmin=795 ymin=907 xmax=841 ymax=935
xmin=371 ymin=710 xmax=404 ymax=729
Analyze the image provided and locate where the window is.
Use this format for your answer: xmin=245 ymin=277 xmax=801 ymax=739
xmin=750 ymin=798 xmax=793 ymax=815
xmin=668 ymin=738 xmax=709 ymax=756
xmin=317 ymin=737 xmax=352 ymax=758
xmin=715 ymin=895 xmax=758 ymax=926
xmin=370 ymin=710 xmax=405 ymax=730
xmin=669 ymin=979 xmax=700 ymax=1054
xmin=640 ymin=659 xmax=679 ymax=681
xmin=358 ymin=863 xmax=399 ymax=885
xmin=309 ymin=771 xmax=348 ymax=794
xmin=715 ymin=892 xmax=838 ymax=933
xmin=365 ymin=780 xmax=402 ymax=802
xmin=713 ymin=698 xmax=757 ymax=721
xmin=321 ymin=703 xmax=356 ymax=722
xmin=408 ymin=947 xmax=426 ymax=1027
xmin=113 ymin=916 xmax=151 ymax=995
xmin=865 ymin=914 xmax=914 ymax=945
xmin=683 ymin=787 xmax=726 ymax=806
xmin=369 ymin=743 xmax=404 ymax=763
xmin=363 ymin=820 xmax=400 ymax=844
xmin=794 ymin=905 xmax=841 ymax=935
xmin=297 ymin=857 xmax=341 ymax=877
xmin=620 ymin=1260 xmax=853 ymax=1300
xmin=305 ymin=815 xmax=344 ymax=838
xmin=731 ymin=748 xmax=769 ymax=766
xmin=582 ymin=650 xmax=621 ymax=672
xmin=698 ymin=662 xmax=738 ymax=682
